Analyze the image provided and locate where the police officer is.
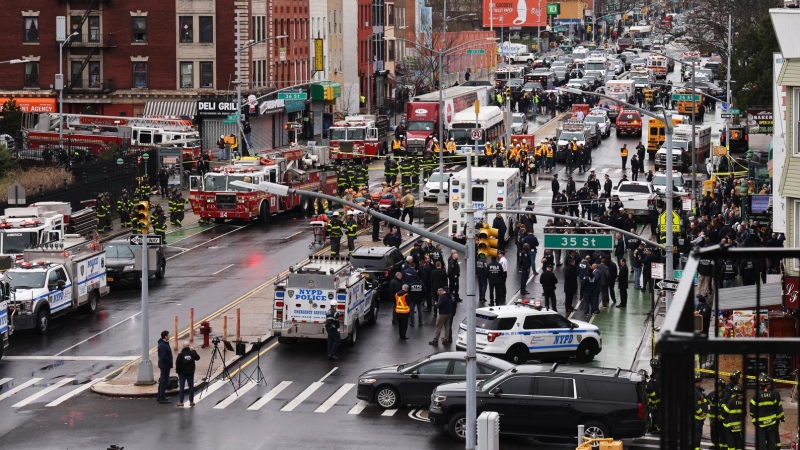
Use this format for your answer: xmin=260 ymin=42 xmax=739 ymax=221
xmin=327 ymin=211 xmax=344 ymax=256
xmin=345 ymin=211 xmax=358 ymax=254
xmin=694 ymin=372 xmax=709 ymax=450
xmin=751 ymin=374 xmax=779 ymax=450
xmin=117 ymin=189 xmax=133 ymax=227
xmin=722 ymin=385 xmax=745 ymax=450
xmin=487 ymin=255 xmax=503 ymax=306
xmin=706 ymin=378 xmax=727 ymax=450
xmin=409 ymin=274 xmax=425 ymax=327
xmin=476 ymin=253 xmax=489 ymax=303
xmin=325 ymin=300 xmax=341 ymax=360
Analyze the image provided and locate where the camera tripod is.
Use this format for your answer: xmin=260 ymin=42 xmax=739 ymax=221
xmin=202 ymin=338 xmax=237 ymax=395
xmin=237 ymin=338 xmax=266 ymax=387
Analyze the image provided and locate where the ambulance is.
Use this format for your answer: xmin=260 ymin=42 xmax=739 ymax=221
xmin=448 ymin=167 xmax=523 ymax=241
xmin=273 ymin=255 xmax=377 ymax=346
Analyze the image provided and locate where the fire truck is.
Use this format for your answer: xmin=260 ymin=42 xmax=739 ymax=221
xmin=24 ymin=113 xmax=202 ymax=162
xmin=328 ymin=115 xmax=391 ymax=162
xmin=189 ymin=145 xmax=337 ymax=222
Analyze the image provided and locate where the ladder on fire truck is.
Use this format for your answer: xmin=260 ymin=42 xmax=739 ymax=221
xmin=48 ymin=113 xmax=194 ymax=132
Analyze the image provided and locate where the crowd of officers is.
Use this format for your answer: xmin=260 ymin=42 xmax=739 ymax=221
xmin=105 ymin=176 xmax=187 ymax=238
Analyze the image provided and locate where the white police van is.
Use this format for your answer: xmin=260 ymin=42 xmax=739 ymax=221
xmin=456 ymin=299 xmax=602 ymax=364
xmin=448 ymin=167 xmax=523 ymax=240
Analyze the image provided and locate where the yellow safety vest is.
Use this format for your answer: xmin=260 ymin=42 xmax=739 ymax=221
xmin=485 ymin=144 xmax=494 ymax=156
xmin=446 ymin=141 xmax=456 ymax=153
xmin=621 ymin=147 xmax=628 ymax=157
xmin=546 ymin=147 xmax=554 ymax=158
xmin=534 ymin=147 xmax=543 ymax=157
xmin=395 ymin=293 xmax=410 ymax=314
xmin=392 ymin=139 xmax=401 ymax=149
xmin=571 ymin=142 xmax=578 ymax=151
xmin=432 ymin=143 xmax=441 ymax=153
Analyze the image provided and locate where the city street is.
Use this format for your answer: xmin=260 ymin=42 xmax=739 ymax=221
xmin=0 ymin=44 xmax=732 ymax=450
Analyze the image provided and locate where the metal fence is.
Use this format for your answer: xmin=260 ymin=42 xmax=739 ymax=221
xmin=658 ymin=245 xmax=800 ymax=449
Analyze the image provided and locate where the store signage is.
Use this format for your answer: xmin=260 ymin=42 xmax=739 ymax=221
xmin=197 ymin=99 xmax=239 ymax=116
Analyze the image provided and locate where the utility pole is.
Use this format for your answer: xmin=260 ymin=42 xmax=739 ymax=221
xmin=725 ymin=14 xmax=732 ymax=159
xmin=690 ymin=62 xmax=696 ymax=204
xmin=135 ymin=235 xmax=153 ymax=384
xmin=664 ymin=109 xmax=674 ymax=307
xmin=464 ymin=100 xmax=478 ymax=450
xmin=436 ymin=0 xmax=448 ymax=205
xmin=236 ymin=12 xmax=243 ymax=150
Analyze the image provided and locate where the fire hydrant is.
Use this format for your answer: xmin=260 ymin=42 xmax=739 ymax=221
xmin=199 ymin=321 xmax=212 ymax=348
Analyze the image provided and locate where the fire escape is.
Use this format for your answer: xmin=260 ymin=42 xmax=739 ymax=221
xmin=59 ymin=0 xmax=116 ymax=93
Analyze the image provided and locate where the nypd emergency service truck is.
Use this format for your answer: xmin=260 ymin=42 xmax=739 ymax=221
xmin=456 ymin=299 xmax=602 ymax=364
xmin=3 ymin=235 xmax=109 ymax=334
xmin=448 ymin=167 xmax=523 ymax=240
xmin=273 ymin=255 xmax=377 ymax=346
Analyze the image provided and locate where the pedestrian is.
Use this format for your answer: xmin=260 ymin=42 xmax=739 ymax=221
xmin=408 ymin=273 xmax=425 ymax=327
xmin=175 ymin=341 xmax=200 ymax=407
xmin=540 ymin=264 xmax=558 ymax=311
xmin=617 ymin=259 xmax=628 ymax=308
xmin=564 ymin=258 xmax=578 ymax=312
xmin=498 ymin=250 xmax=509 ymax=302
xmin=243 ymin=120 xmax=253 ymax=151
xmin=156 ymin=330 xmax=173 ymax=404
xmin=217 ymin=135 xmax=227 ymax=160
xmin=631 ymin=154 xmax=640 ymax=181
xmin=370 ymin=201 xmax=381 ymax=241
xmin=429 ymin=287 xmax=453 ymax=346
xmin=395 ymin=284 xmax=411 ymax=340
xmin=447 ymin=250 xmax=461 ymax=302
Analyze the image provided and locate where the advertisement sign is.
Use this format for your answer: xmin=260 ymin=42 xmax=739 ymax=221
xmin=746 ymin=108 xmax=773 ymax=134
xmin=717 ymin=310 xmax=769 ymax=338
xmin=784 ymin=276 xmax=800 ymax=309
xmin=197 ymin=99 xmax=239 ymax=116
xmin=773 ymin=53 xmax=787 ymax=232
xmin=483 ymin=0 xmax=546 ymax=28
xmin=314 ymin=39 xmax=324 ymax=72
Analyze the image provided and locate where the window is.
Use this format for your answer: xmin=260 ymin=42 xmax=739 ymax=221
xmin=496 ymin=376 xmax=532 ymax=395
xmin=199 ymin=17 xmax=213 ymax=43
xmin=70 ymin=16 xmax=82 ymax=39
xmin=89 ymin=62 xmax=100 ymax=87
xmin=534 ymin=377 xmax=574 ymax=398
xmin=132 ymin=17 xmax=147 ymax=43
xmin=452 ymin=360 xmax=466 ymax=375
xmin=543 ymin=314 xmax=574 ymax=329
xmin=388 ymin=4 xmax=395 ymax=26
xmin=179 ymin=16 xmax=193 ymax=43
xmin=523 ymin=315 xmax=549 ymax=330
xmin=471 ymin=186 xmax=485 ymax=202
xmin=416 ymin=360 xmax=450 ymax=375
xmin=584 ymin=380 xmax=637 ymax=402
xmin=71 ymin=61 xmax=84 ymax=88
xmin=88 ymin=16 xmax=100 ymax=42
xmin=200 ymin=62 xmax=213 ymax=89
xmin=388 ymin=40 xmax=395 ymax=62
xmin=180 ymin=62 xmax=194 ymax=88
xmin=133 ymin=63 xmax=147 ymax=88
xmin=24 ymin=62 xmax=39 ymax=88
xmin=24 ymin=17 xmax=39 ymax=43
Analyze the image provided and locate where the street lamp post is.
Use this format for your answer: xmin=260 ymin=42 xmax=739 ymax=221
xmin=437 ymin=0 xmax=448 ymax=205
xmin=58 ymin=33 xmax=79 ymax=152
xmin=560 ymin=87 xmax=675 ymax=305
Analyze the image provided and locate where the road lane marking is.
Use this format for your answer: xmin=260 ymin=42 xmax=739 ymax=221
xmin=166 ymin=226 xmax=248 ymax=261
xmin=348 ymin=400 xmax=369 ymax=415
xmin=602 ymin=168 xmax=609 ymax=173
xmin=212 ymin=264 xmax=235 ymax=275
xmin=54 ymin=317 xmax=142 ymax=357
xmin=409 ymin=408 xmax=430 ymax=422
xmin=227 ymin=342 xmax=279 ymax=378
xmin=183 ymin=379 xmax=227 ymax=408
xmin=0 ymin=378 xmax=42 ymax=403
xmin=46 ymin=379 xmax=102 ymax=407
xmin=213 ymin=380 xmax=258 ymax=409
xmin=318 ymin=367 xmax=338 ymax=382
xmin=13 ymin=378 xmax=75 ymax=408
xmin=281 ymin=381 xmax=323 ymax=411
xmin=247 ymin=381 xmax=292 ymax=411
xmin=0 ymin=378 xmax=12 ymax=386
xmin=381 ymin=408 xmax=399 ymax=416
xmin=8 ymin=355 xmax=139 ymax=361
xmin=314 ymin=383 xmax=355 ymax=413
xmin=282 ymin=231 xmax=302 ymax=241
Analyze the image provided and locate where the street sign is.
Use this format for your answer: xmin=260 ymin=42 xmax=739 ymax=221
xmin=471 ymin=129 xmax=483 ymax=140
xmin=659 ymin=211 xmax=681 ymax=234
xmin=671 ymin=93 xmax=701 ymax=101
xmin=657 ymin=280 xmax=680 ymax=291
xmin=129 ymin=235 xmax=163 ymax=246
xmin=720 ymin=113 xmax=732 ymax=118
xmin=284 ymin=122 xmax=303 ymax=130
xmin=730 ymin=109 xmax=740 ymax=114
xmin=651 ymin=263 xmax=665 ymax=280
xmin=543 ymin=234 xmax=614 ymax=250
xmin=222 ymin=114 xmax=238 ymax=125
xmin=546 ymin=3 xmax=561 ymax=15
xmin=674 ymin=269 xmax=699 ymax=286
xmin=7 ymin=181 xmax=25 ymax=205
xmin=466 ymin=49 xmax=485 ymax=55
xmin=721 ymin=102 xmax=728 ymax=111
xmin=277 ymin=92 xmax=307 ymax=100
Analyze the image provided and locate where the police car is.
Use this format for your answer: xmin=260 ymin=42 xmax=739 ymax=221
xmin=456 ymin=299 xmax=602 ymax=364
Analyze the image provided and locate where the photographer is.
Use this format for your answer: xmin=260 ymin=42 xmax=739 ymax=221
xmin=175 ymin=341 xmax=200 ymax=407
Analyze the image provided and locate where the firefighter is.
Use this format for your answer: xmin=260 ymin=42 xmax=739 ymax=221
xmin=445 ymin=138 xmax=456 ymax=155
xmin=357 ymin=162 xmax=369 ymax=189
xmin=102 ymin=193 xmax=114 ymax=232
xmin=117 ymin=189 xmax=133 ymax=227
xmin=336 ymin=164 xmax=347 ymax=195
xmin=314 ymin=194 xmax=330 ymax=215
xmin=722 ymin=384 xmax=745 ymax=450
xmin=152 ymin=206 xmax=167 ymax=239
xmin=694 ymin=372 xmax=709 ymax=450
xmin=138 ymin=176 xmax=151 ymax=202
xmin=95 ymin=194 xmax=108 ymax=233
xmin=771 ymin=375 xmax=785 ymax=450
xmin=345 ymin=211 xmax=358 ymax=254
xmin=621 ymin=144 xmax=629 ymax=170
xmin=384 ymin=156 xmax=398 ymax=185
xmin=174 ymin=192 xmax=187 ymax=228
xmin=327 ymin=211 xmax=344 ymax=256
xmin=401 ymin=157 xmax=415 ymax=187
xmin=423 ymin=152 xmax=437 ymax=177
xmin=345 ymin=163 xmax=357 ymax=192
xmin=647 ymin=358 xmax=662 ymax=433
xmin=169 ymin=190 xmax=179 ymax=226
xmin=706 ymin=378 xmax=727 ymax=450
xmin=751 ymin=375 xmax=779 ymax=450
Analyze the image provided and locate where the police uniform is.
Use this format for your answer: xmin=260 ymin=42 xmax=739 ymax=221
xmin=325 ymin=305 xmax=341 ymax=359
xmin=487 ymin=257 xmax=503 ymax=306
xmin=395 ymin=289 xmax=411 ymax=339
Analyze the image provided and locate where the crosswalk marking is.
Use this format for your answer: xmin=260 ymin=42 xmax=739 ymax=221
xmin=0 ymin=378 xmax=12 ymax=387
xmin=314 ymin=383 xmax=355 ymax=413
xmin=281 ymin=381 xmax=323 ymax=412
xmin=614 ymin=168 xmax=623 ymax=173
xmin=182 ymin=379 xmax=227 ymax=408
xmin=348 ymin=400 xmax=369 ymax=415
xmin=602 ymin=168 xmax=609 ymax=173
xmin=382 ymin=408 xmax=399 ymax=416
xmin=213 ymin=381 xmax=258 ymax=409
xmin=0 ymin=378 xmax=42 ymax=403
xmin=247 ymin=381 xmax=292 ymax=411
xmin=13 ymin=378 xmax=75 ymax=408
xmin=46 ymin=379 xmax=102 ymax=407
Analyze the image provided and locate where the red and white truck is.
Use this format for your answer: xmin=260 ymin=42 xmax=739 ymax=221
xmin=189 ymin=146 xmax=337 ymax=222
xmin=404 ymin=86 xmax=491 ymax=155
xmin=328 ymin=115 xmax=391 ymax=162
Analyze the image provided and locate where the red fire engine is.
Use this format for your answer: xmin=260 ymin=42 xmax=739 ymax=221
xmin=328 ymin=115 xmax=391 ymax=162
xmin=189 ymin=145 xmax=337 ymax=222
xmin=24 ymin=113 xmax=202 ymax=162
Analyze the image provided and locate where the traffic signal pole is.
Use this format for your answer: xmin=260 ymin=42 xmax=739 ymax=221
xmin=465 ymin=101 xmax=478 ymax=450
xmin=135 ymin=235 xmax=153 ymax=384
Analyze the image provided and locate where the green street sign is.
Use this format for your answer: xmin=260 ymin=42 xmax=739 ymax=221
xmin=222 ymin=114 xmax=238 ymax=124
xmin=673 ymin=270 xmax=699 ymax=286
xmin=543 ymin=234 xmax=613 ymax=250
xmin=546 ymin=3 xmax=561 ymax=15
xmin=278 ymin=92 xmax=308 ymax=100
xmin=672 ymin=93 xmax=702 ymax=101
xmin=466 ymin=49 xmax=486 ymax=55
xmin=730 ymin=109 xmax=740 ymax=114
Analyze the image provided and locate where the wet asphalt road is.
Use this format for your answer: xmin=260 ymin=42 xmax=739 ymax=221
xmin=0 ymin=44 xmax=726 ymax=449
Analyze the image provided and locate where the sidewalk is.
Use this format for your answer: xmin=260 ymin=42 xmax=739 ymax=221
xmin=93 ymin=202 xmax=448 ymax=397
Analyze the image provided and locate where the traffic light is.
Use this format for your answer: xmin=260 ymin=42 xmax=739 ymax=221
xmin=136 ymin=201 xmax=150 ymax=233
xmin=477 ymin=224 xmax=499 ymax=259
xmin=324 ymin=85 xmax=334 ymax=100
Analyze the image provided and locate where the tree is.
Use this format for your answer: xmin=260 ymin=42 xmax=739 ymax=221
xmin=729 ymin=15 xmax=779 ymax=109
xmin=1 ymin=97 xmax=22 ymax=139
xmin=403 ymin=30 xmax=465 ymax=92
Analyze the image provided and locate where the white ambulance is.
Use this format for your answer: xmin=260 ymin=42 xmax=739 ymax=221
xmin=448 ymin=167 xmax=523 ymax=241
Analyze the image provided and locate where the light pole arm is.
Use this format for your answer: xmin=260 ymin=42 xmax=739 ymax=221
xmin=389 ymin=36 xmax=496 ymax=57
xmin=559 ymin=87 xmax=672 ymax=133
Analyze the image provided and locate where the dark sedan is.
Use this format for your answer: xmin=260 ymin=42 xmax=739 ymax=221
xmin=105 ymin=239 xmax=166 ymax=286
xmin=689 ymin=81 xmax=727 ymax=100
xmin=357 ymin=352 xmax=515 ymax=409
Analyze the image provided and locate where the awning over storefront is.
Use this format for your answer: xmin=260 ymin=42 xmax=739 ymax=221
xmin=143 ymin=101 xmax=197 ymax=119
xmin=715 ymin=283 xmax=782 ymax=310
xmin=0 ymin=97 xmax=56 ymax=113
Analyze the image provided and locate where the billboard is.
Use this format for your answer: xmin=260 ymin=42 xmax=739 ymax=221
xmin=746 ymin=108 xmax=773 ymax=134
xmin=483 ymin=0 xmax=546 ymax=28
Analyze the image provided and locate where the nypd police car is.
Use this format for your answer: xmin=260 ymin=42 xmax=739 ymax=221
xmin=456 ymin=299 xmax=602 ymax=364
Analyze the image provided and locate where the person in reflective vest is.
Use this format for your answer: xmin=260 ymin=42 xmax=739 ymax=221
xmin=620 ymin=144 xmax=629 ymax=170
xmin=430 ymin=138 xmax=440 ymax=153
xmin=314 ymin=197 xmax=329 ymax=215
xmin=152 ymin=208 xmax=167 ymax=239
xmin=750 ymin=375 xmax=778 ymax=450
xmin=445 ymin=138 xmax=456 ymax=155
xmin=392 ymin=138 xmax=402 ymax=152
xmin=694 ymin=373 xmax=709 ymax=450
xmin=508 ymin=140 xmax=520 ymax=161
xmin=519 ymin=140 xmax=529 ymax=158
xmin=384 ymin=157 xmax=398 ymax=185
xmin=117 ymin=189 xmax=133 ymax=227
xmin=536 ymin=141 xmax=547 ymax=167
xmin=484 ymin=142 xmax=494 ymax=167
xmin=345 ymin=211 xmax=358 ymax=254
xmin=95 ymin=194 xmax=109 ymax=233
xmin=327 ymin=211 xmax=344 ymax=256
xmin=545 ymin=145 xmax=554 ymax=172
xmin=722 ymin=384 xmax=745 ymax=450
xmin=395 ymin=285 xmax=411 ymax=339
xmin=646 ymin=358 xmax=662 ymax=433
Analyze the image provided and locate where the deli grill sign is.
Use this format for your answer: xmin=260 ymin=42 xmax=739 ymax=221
xmin=197 ymin=99 xmax=241 ymax=116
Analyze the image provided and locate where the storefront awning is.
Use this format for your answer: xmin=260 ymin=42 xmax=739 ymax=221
xmin=715 ymin=283 xmax=782 ymax=310
xmin=143 ymin=101 xmax=197 ymax=119
xmin=0 ymin=97 xmax=56 ymax=113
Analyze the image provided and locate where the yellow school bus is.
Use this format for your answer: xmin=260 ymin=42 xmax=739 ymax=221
xmin=647 ymin=115 xmax=687 ymax=158
xmin=676 ymin=89 xmax=702 ymax=115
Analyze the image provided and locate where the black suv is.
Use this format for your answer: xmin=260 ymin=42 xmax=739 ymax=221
xmin=429 ymin=364 xmax=649 ymax=442
xmin=105 ymin=239 xmax=166 ymax=286
xmin=349 ymin=246 xmax=405 ymax=302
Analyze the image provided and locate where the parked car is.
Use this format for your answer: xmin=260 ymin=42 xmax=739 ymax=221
xmin=508 ymin=52 xmax=537 ymax=64
xmin=105 ymin=239 xmax=166 ymax=285
xmin=422 ymin=171 xmax=454 ymax=201
xmin=511 ymin=113 xmax=528 ymax=134
xmin=349 ymin=246 xmax=406 ymax=302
